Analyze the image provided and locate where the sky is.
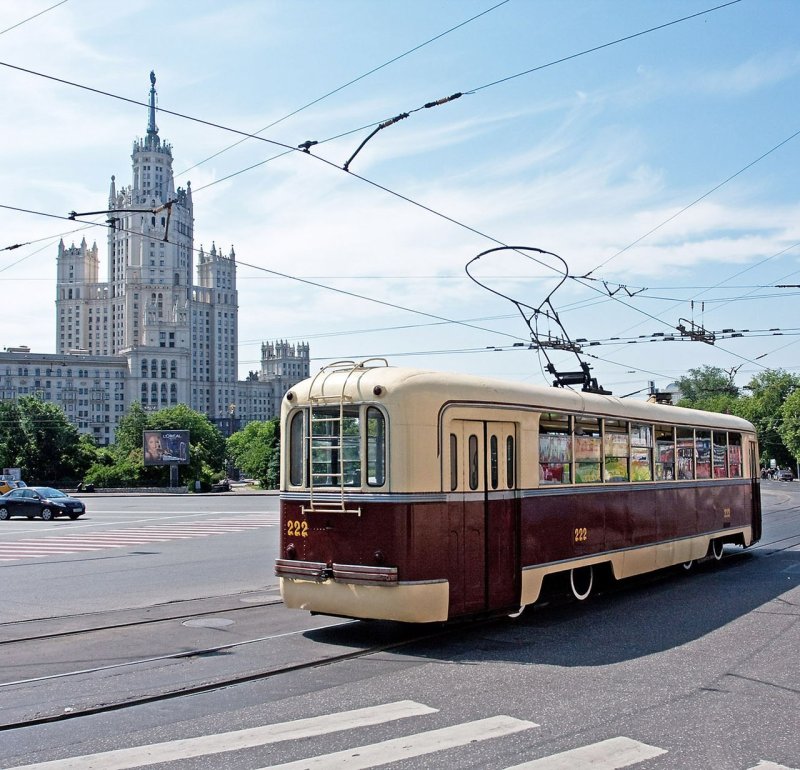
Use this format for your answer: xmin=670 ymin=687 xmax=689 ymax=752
xmin=1 ymin=0 xmax=799 ymax=398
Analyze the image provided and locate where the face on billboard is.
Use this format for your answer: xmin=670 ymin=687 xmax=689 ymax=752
xmin=143 ymin=431 xmax=189 ymax=465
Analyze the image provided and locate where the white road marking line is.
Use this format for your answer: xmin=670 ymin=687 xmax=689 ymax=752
xmin=504 ymin=737 xmax=666 ymax=769
xmin=258 ymin=715 xmax=538 ymax=770
xmin=8 ymin=701 xmax=437 ymax=770
xmin=0 ymin=545 xmax=106 ymax=557
xmin=0 ymin=519 xmax=276 ymax=559
xmin=748 ymin=762 xmax=799 ymax=770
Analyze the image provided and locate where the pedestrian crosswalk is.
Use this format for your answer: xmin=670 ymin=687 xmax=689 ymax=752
xmin=0 ymin=516 xmax=277 ymax=562
xmin=8 ymin=699 xmax=796 ymax=770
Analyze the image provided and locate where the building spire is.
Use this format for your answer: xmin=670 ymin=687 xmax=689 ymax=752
xmin=147 ymin=70 xmax=159 ymax=146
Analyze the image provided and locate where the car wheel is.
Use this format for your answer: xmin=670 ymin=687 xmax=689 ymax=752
xmin=0 ymin=507 xmax=9 ymax=521
xmin=41 ymin=507 xmax=55 ymax=521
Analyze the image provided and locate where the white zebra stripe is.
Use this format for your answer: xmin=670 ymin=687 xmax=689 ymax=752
xmin=257 ymin=715 xmax=538 ymax=770
xmin=8 ymin=701 xmax=438 ymax=770
xmin=503 ymin=736 xmax=667 ymax=769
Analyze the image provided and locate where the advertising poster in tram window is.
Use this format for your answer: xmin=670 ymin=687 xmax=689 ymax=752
xmin=143 ymin=430 xmax=190 ymax=466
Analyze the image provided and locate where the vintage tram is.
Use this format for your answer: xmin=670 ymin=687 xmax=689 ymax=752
xmin=276 ymin=360 xmax=761 ymax=622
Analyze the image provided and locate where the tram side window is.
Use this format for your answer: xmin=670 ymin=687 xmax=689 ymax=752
xmin=574 ymin=416 xmax=601 ymax=484
xmin=506 ymin=435 xmax=515 ymax=489
xmin=728 ymin=433 xmax=743 ymax=477
xmin=289 ymin=410 xmax=305 ymax=487
xmin=676 ymin=428 xmax=695 ymax=479
xmin=604 ymin=419 xmax=629 ymax=482
xmin=366 ymin=407 xmax=386 ymax=487
xmin=655 ymin=426 xmax=675 ymax=480
xmin=468 ymin=434 xmax=479 ymax=490
xmin=450 ymin=434 xmax=458 ymax=491
xmin=490 ymin=434 xmax=499 ymax=489
xmin=311 ymin=406 xmax=361 ymax=486
xmin=631 ymin=423 xmax=653 ymax=481
xmin=539 ymin=412 xmax=571 ymax=484
xmin=695 ymin=430 xmax=712 ymax=479
xmin=712 ymin=431 xmax=728 ymax=478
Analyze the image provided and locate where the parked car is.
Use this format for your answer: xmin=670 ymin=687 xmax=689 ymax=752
xmin=777 ymin=468 xmax=795 ymax=482
xmin=0 ymin=487 xmax=86 ymax=520
xmin=0 ymin=479 xmax=26 ymax=495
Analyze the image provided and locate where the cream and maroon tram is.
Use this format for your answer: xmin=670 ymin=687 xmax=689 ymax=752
xmin=275 ymin=360 xmax=761 ymax=623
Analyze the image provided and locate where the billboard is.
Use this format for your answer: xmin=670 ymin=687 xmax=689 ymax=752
xmin=143 ymin=430 xmax=190 ymax=466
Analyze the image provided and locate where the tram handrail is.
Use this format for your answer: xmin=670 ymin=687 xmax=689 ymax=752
xmin=305 ymin=360 xmax=376 ymax=515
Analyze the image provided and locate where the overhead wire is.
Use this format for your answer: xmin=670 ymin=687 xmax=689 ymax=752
xmin=0 ymin=0 xmax=68 ymax=36
xmin=177 ymin=0 xmax=510 ymax=177
xmin=581 ymin=130 xmax=800 ymax=278
xmin=578 ymin=241 xmax=800 ymax=368
xmin=467 ymin=0 xmax=742 ymax=94
xmin=1 ymin=1 xmax=508 ymax=253
xmin=0 ymin=0 xmax=781 ymax=380
xmin=0 ymin=200 xmax=531 ymax=344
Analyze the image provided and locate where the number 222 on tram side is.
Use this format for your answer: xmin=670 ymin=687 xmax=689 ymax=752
xmin=275 ymin=362 xmax=761 ymax=623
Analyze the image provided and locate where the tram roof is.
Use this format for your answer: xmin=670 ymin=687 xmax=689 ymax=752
xmin=286 ymin=364 xmax=755 ymax=433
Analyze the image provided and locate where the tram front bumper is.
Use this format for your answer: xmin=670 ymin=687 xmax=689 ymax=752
xmin=276 ymin=560 xmax=449 ymax=623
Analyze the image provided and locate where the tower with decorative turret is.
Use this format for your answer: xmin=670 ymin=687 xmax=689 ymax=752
xmin=54 ymin=72 xmax=241 ymax=425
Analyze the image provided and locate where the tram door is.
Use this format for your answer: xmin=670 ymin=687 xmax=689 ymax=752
xmin=447 ymin=420 xmax=519 ymax=616
xmin=748 ymin=439 xmax=762 ymax=542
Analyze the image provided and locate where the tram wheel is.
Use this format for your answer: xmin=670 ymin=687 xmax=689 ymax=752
xmin=507 ymin=606 xmax=526 ymax=619
xmin=711 ymin=539 xmax=724 ymax=561
xmin=570 ymin=565 xmax=594 ymax=601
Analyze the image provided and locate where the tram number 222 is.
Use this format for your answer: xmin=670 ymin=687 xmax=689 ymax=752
xmin=574 ymin=527 xmax=589 ymax=543
xmin=287 ymin=519 xmax=309 ymax=538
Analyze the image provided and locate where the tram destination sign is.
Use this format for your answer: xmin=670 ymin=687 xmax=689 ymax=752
xmin=143 ymin=430 xmax=190 ymax=466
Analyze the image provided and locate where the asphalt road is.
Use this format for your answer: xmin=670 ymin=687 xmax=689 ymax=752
xmin=0 ymin=491 xmax=281 ymax=622
xmin=0 ymin=483 xmax=798 ymax=770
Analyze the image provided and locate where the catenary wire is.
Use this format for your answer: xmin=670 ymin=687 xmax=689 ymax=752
xmin=0 ymin=2 xmax=784 ymax=377
xmin=177 ymin=0 xmax=511 ymax=177
xmin=467 ymin=0 xmax=742 ymax=93
xmin=582 ymin=130 xmax=800 ymax=278
xmin=0 ymin=200 xmax=531 ymax=345
xmin=0 ymin=0 xmax=68 ymax=36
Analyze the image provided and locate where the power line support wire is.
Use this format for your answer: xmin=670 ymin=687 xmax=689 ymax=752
xmin=465 ymin=245 xmax=611 ymax=394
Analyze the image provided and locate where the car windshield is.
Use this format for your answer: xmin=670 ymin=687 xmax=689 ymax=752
xmin=34 ymin=487 xmax=67 ymax=498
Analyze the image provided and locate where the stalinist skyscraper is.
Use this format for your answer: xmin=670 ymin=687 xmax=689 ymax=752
xmin=40 ymin=72 xmax=309 ymax=443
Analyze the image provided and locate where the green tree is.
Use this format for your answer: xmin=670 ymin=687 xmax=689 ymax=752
xmin=148 ymin=404 xmax=226 ymax=481
xmin=112 ymin=401 xmax=151 ymax=458
xmin=84 ymin=403 xmax=225 ymax=488
xmin=0 ymin=401 xmax=24 ymax=470
xmin=779 ymin=389 xmax=800 ymax=467
xmin=739 ymin=369 xmax=800 ymax=467
xmin=676 ymin=366 xmax=739 ymax=409
xmin=10 ymin=396 xmax=85 ymax=484
xmin=69 ymin=434 xmax=101 ymax=482
xmin=227 ymin=418 xmax=280 ymax=488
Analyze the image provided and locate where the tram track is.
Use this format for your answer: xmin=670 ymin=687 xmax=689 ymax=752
xmin=754 ymin=531 xmax=800 ymax=552
xmin=3 ymin=505 xmax=796 ymax=734
xmin=4 ymin=554 xmax=794 ymax=734
xmin=0 ymin=609 xmax=469 ymax=732
xmin=0 ymin=549 xmax=771 ymax=733
xmin=0 ymin=592 xmax=283 ymax=646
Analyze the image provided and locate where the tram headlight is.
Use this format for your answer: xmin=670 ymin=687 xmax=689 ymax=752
xmin=374 ymin=549 xmax=385 ymax=565
xmin=285 ymin=543 xmax=297 ymax=559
